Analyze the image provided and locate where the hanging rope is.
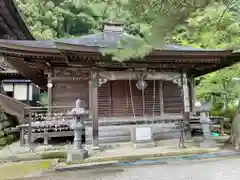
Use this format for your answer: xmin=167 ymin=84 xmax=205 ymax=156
xmin=128 ymin=78 xmax=136 ymax=122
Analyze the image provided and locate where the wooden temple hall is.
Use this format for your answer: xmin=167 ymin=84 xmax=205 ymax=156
xmin=0 ymin=23 xmax=239 ymax=146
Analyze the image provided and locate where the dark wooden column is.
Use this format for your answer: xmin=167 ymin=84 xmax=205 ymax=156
xmin=47 ymin=70 xmax=53 ymax=118
xmin=190 ymin=78 xmax=196 ymax=115
xmin=90 ymin=71 xmax=99 ymax=148
xmin=89 ymin=80 xmax=92 ymax=117
xmin=26 ymin=83 xmax=30 ymax=105
xmin=181 ymin=72 xmax=192 ymax=141
xmin=159 ymin=80 xmax=164 ymax=115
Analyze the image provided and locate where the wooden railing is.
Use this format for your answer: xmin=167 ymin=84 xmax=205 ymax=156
xmin=23 ymin=106 xmax=76 ymax=122
xmin=17 ymin=106 xmax=228 ymax=146
xmin=0 ymin=93 xmax=29 ymax=123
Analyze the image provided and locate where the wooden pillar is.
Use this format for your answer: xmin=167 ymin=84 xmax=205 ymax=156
xmin=20 ymin=108 xmax=25 ymax=146
xmin=47 ymin=70 xmax=53 ymax=118
xmin=190 ymin=79 xmax=196 ymax=115
xmin=90 ymin=71 xmax=99 ymax=148
xmin=181 ymin=72 xmax=192 ymax=141
xmin=28 ymin=111 xmax=32 ymax=147
xmin=159 ymin=80 xmax=164 ymax=115
xmin=26 ymin=83 xmax=30 ymax=105
xmin=89 ymin=80 xmax=92 ymax=118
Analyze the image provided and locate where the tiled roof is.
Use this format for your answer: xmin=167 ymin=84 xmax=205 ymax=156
xmin=0 ymin=31 xmax=227 ymax=52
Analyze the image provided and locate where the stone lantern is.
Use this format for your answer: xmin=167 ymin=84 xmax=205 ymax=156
xmin=67 ymin=99 xmax=88 ymax=162
xmin=196 ymin=101 xmax=216 ymax=148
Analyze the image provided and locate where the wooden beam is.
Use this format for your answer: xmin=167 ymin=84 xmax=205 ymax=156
xmin=90 ymin=71 xmax=99 ymax=148
xmin=99 ymin=71 xmax=181 ymax=80
xmin=49 ymin=76 xmax=89 ymax=82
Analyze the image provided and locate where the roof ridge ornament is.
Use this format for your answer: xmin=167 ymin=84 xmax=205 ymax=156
xmin=103 ymin=22 xmax=124 ymax=32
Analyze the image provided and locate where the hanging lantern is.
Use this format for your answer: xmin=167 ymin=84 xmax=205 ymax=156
xmin=47 ymin=82 xmax=53 ymax=88
xmin=98 ymin=78 xmax=107 ymax=87
xmin=135 ymin=71 xmax=148 ymax=90
xmin=136 ymin=80 xmax=148 ymax=90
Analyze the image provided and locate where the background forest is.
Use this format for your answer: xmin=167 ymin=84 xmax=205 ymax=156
xmin=16 ymin=0 xmax=240 ymax=119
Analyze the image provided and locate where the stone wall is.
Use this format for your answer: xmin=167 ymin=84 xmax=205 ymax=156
xmin=0 ymin=106 xmax=18 ymax=147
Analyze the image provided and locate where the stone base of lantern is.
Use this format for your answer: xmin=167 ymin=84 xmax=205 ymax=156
xmin=91 ymin=146 xmax=102 ymax=152
xmin=133 ymin=141 xmax=155 ymax=149
xmin=67 ymin=149 xmax=88 ymax=162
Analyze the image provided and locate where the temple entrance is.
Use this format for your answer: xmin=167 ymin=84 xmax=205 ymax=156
xmin=98 ymin=80 xmax=182 ymax=117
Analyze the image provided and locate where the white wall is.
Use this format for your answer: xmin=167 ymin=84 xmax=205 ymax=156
xmin=29 ymin=84 xmax=33 ymax=101
xmin=3 ymin=82 xmax=40 ymax=102
xmin=3 ymin=84 xmax=13 ymax=92
xmin=14 ymin=84 xmax=27 ymax=100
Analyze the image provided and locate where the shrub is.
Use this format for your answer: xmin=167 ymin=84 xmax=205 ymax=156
xmin=210 ymin=104 xmax=237 ymax=121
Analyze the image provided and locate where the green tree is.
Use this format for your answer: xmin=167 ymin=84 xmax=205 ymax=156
xmin=16 ymin=0 xmax=230 ymax=59
xmin=171 ymin=2 xmax=240 ymax=111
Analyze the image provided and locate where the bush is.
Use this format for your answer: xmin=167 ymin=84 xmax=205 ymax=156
xmin=210 ymin=105 xmax=237 ymax=121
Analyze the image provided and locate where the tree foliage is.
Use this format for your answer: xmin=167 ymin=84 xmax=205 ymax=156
xmin=16 ymin=0 xmax=231 ymax=59
xmin=171 ymin=2 xmax=240 ymax=114
xmin=16 ymin=0 xmax=240 ymax=114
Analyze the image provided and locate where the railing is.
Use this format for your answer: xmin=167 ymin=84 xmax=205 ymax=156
xmin=21 ymin=106 xmax=77 ymax=146
xmin=0 ymin=93 xmax=29 ymax=123
xmin=18 ymin=105 xmax=228 ymax=146
xmin=23 ymin=106 xmax=77 ymax=126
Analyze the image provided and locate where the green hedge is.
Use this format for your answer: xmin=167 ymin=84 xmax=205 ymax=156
xmin=210 ymin=106 xmax=237 ymax=122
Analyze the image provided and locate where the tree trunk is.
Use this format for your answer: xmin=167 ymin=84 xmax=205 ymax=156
xmin=226 ymin=99 xmax=240 ymax=144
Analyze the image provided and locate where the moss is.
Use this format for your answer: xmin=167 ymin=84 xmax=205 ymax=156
xmin=0 ymin=131 xmax=4 ymax=138
xmin=3 ymin=121 xmax=10 ymax=128
xmin=6 ymin=134 xmax=15 ymax=143
xmin=0 ymin=135 xmax=17 ymax=147
xmin=0 ymin=160 xmax=52 ymax=180
xmin=41 ymin=151 xmax=67 ymax=160
xmin=0 ymin=137 xmax=7 ymax=146
xmin=66 ymin=148 xmax=220 ymax=165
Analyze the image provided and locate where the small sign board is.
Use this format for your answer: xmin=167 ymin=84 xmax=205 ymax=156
xmin=135 ymin=127 xmax=152 ymax=141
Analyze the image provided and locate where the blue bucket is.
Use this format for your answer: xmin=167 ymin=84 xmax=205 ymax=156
xmin=211 ymin=132 xmax=220 ymax=137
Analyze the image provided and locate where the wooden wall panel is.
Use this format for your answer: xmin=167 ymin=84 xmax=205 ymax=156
xmin=52 ymin=68 xmax=89 ymax=107
xmin=51 ymin=67 xmax=184 ymax=118
xmin=98 ymin=82 xmax=111 ymax=117
xmin=52 ymin=81 xmax=89 ymax=107
xmin=111 ymin=80 xmax=129 ymax=117
xmin=163 ymin=81 xmax=183 ymax=113
xmin=144 ymin=80 xmax=161 ymax=116
xmin=100 ymin=80 xmax=162 ymax=117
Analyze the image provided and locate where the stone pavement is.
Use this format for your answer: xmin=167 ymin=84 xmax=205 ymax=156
xmin=0 ymin=137 xmax=228 ymax=162
xmin=87 ymin=139 xmax=220 ymax=161
xmin=17 ymin=157 xmax=240 ymax=180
